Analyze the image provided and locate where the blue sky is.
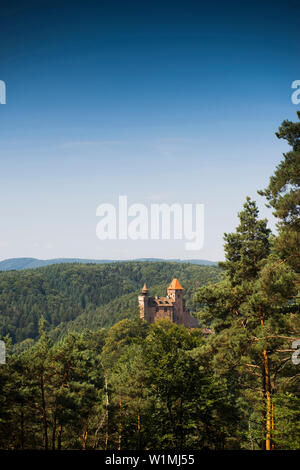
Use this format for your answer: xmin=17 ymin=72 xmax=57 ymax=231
xmin=0 ymin=0 xmax=299 ymax=261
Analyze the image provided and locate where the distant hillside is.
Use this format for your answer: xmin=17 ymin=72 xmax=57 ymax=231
xmin=0 ymin=261 xmax=221 ymax=343
xmin=0 ymin=257 xmax=217 ymax=271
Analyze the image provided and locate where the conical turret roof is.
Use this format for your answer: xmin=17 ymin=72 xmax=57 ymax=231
xmin=168 ymin=278 xmax=184 ymax=290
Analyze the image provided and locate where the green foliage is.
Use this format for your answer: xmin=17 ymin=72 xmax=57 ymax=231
xmin=258 ymin=110 xmax=300 ymax=272
xmin=0 ymin=319 xmax=239 ymax=450
xmin=220 ymin=197 xmax=271 ymax=284
xmin=272 ymin=393 xmax=300 ymax=450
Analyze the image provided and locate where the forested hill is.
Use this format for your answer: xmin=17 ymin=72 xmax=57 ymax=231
xmin=0 ymin=261 xmax=221 ymax=344
xmin=0 ymin=257 xmax=217 ymax=271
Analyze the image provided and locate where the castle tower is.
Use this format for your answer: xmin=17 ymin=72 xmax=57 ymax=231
xmin=138 ymin=283 xmax=148 ymax=320
xmin=167 ymin=278 xmax=184 ymax=323
xmin=137 ymin=278 xmax=199 ymax=328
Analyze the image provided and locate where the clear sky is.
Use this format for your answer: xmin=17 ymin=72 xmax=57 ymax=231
xmin=0 ymin=0 xmax=299 ymax=262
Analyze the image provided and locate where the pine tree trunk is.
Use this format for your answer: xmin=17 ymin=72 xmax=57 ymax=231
xmin=40 ymin=372 xmax=48 ymax=450
xmin=262 ymin=349 xmax=272 ymax=451
xmin=20 ymin=404 xmax=24 ymax=450
xmin=52 ymin=409 xmax=57 ymax=450
xmin=82 ymin=431 xmax=88 ymax=450
xmin=57 ymin=424 xmax=62 ymax=450
xmin=82 ymin=418 xmax=88 ymax=450
xmin=271 ymin=401 xmax=275 ymax=449
xmin=137 ymin=409 xmax=141 ymax=450
xmin=179 ymin=398 xmax=183 ymax=450
xmin=260 ymin=310 xmax=272 ymax=451
xmin=261 ymin=371 xmax=266 ymax=450
xmin=118 ymin=398 xmax=122 ymax=451
xmin=104 ymin=373 xmax=109 ymax=450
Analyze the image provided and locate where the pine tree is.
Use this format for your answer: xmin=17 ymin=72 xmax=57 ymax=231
xmin=258 ymin=111 xmax=300 ymax=449
xmin=195 ymin=198 xmax=297 ymax=450
xmin=258 ymin=110 xmax=300 ymax=273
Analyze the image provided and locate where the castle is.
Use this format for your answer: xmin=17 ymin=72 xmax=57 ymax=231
xmin=138 ymin=278 xmax=199 ymax=328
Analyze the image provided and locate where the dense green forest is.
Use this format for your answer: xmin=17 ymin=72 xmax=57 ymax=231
xmin=0 ymin=262 xmax=220 ymax=343
xmin=0 ymin=113 xmax=299 ymax=450
xmin=1 ymin=319 xmax=241 ymax=450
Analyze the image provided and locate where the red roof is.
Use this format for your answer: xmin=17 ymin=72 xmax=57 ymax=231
xmin=168 ymin=278 xmax=184 ymax=290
